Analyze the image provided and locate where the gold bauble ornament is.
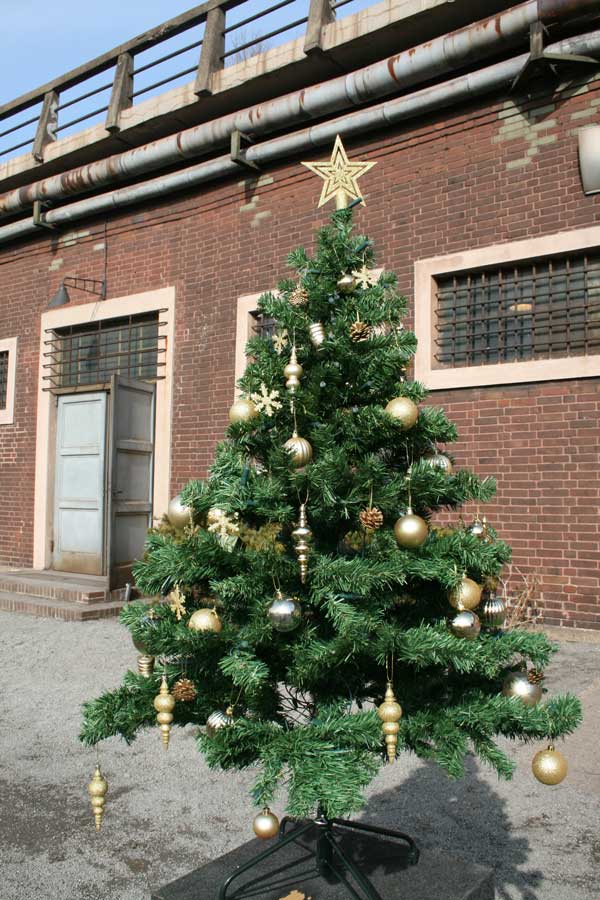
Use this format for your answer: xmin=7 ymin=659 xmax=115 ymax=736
xmin=253 ymin=807 xmax=280 ymax=839
xmin=482 ymin=592 xmax=506 ymax=628
xmin=229 ymin=397 xmax=259 ymax=425
xmin=188 ymin=607 xmax=222 ymax=633
xmin=267 ymin=591 xmax=302 ymax=632
xmin=291 ymin=503 xmax=312 ymax=583
xmin=394 ymin=508 xmax=428 ymax=549
xmin=337 ymin=272 xmax=356 ymax=294
xmin=449 ymin=610 xmax=481 ymax=640
xmin=284 ymin=431 xmax=313 ymax=468
xmin=532 ymin=745 xmax=568 ymax=785
xmin=284 ymin=346 xmax=303 ymax=394
xmin=309 ymin=321 xmax=325 ymax=349
xmin=425 ymin=452 xmax=454 ymax=475
xmin=206 ymin=705 xmax=234 ymax=737
xmin=167 ymin=494 xmax=193 ymax=530
xmin=449 ymin=575 xmax=482 ymax=611
xmin=502 ymin=671 xmax=543 ymax=707
xmin=377 ymin=682 xmax=403 ymax=763
xmin=154 ymin=674 xmax=176 ymax=750
xmin=385 ymin=397 xmax=419 ymax=429
xmin=87 ymin=765 xmax=108 ymax=832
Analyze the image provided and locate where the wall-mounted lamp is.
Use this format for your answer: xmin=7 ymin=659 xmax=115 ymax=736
xmin=578 ymin=125 xmax=600 ymax=195
xmin=48 ymin=276 xmax=106 ymax=309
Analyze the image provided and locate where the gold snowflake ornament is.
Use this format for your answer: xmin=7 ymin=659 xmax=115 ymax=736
xmin=168 ymin=585 xmax=187 ymax=621
xmin=301 ymin=135 xmax=376 ymax=210
xmin=352 ymin=265 xmax=379 ymax=289
xmin=272 ymin=330 xmax=289 ymax=355
xmin=250 ymin=384 xmax=283 ymax=417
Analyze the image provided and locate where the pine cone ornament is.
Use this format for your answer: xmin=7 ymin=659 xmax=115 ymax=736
xmin=359 ymin=507 xmax=384 ymax=531
xmin=172 ymin=677 xmax=197 ymax=702
xmin=349 ymin=319 xmax=371 ymax=343
xmin=527 ymin=668 xmax=544 ymax=685
xmin=289 ymin=284 xmax=309 ymax=307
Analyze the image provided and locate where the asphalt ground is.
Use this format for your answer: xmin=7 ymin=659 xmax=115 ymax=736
xmin=0 ymin=611 xmax=598 ymax=900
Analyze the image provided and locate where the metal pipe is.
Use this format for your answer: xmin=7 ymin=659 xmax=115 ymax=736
xmin=1 ymin=27 xmax=598 ymax=248
xmin=0 ymin=0 xmax=579 ymax=218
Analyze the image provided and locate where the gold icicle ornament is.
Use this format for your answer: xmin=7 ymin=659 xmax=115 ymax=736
xmin=291 ymin=503 xmax=312 ymax=584
xmin=377 ymin=682 xmax=403 ymax=763
xmin=87 ymin=764 xmax=108 ymax=832
xmin=154 ymin=674 xmax=176 ymax=750
xmin=284 ymin=345 xmax=303 ymax=394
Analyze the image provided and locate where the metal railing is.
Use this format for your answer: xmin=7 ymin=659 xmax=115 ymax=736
xmin=0 ymin=0 xmax=375 ymax=163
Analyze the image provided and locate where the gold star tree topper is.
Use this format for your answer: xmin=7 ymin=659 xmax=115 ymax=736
xmin=302 ymin=136 xmax=376 ymax=209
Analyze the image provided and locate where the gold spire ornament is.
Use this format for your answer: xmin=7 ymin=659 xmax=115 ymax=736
xmin=292 ymin=503 xmax=313 ymax=583
xmin=154 ymin=674 xmax=176 ymax=749
xmin=284 ymin=346 xmax=303 ymax=393
xmin=87 ymin=765 xmax=108 ymax=832
xmin=301 ymin=135 xmax=376 ymax=210
xmin=377 ymin=682 xmax=403 ymax=763
xmin=168 ymin=585 xmax=187 ymax=621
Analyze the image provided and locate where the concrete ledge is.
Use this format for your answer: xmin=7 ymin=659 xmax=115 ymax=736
xmin=151 ymin=826 xmax=495 ymax=900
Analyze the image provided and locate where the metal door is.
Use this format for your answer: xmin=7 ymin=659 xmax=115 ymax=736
xmin=53 ymin=392 xmax=107 ymax=575
xmin=107 ymin=375 xmax=155 ymax=588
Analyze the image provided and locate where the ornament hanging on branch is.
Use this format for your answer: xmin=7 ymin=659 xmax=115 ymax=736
xmin=385 ymin=396 xmax=419 ymax=429
xmin=359 ymin=507 xmax=384 ymax=531
xmin=154 ymin=674 xmax=176 ymax=750
xmin=253 ymin=807 xmax=280 ymax=839
xmin=267 ymin=591 xmax=302 ymax=632
xmin=229 ymin=397 xmax=259 ymax=425
xmin=188 ymin=607 xmax=222 ymax=633
xmin=394 ymin=508 xmax=428 ymax=549
xmin=425 ymin=452 xmax=454 ymax=475
xmin=449 ymin=609 xmax=481 ymax=640
xmin=481 ymin=591 xmax=506 ymax=628
xmin=337 ymin=272 xmax=356 ymax=294
xmin=291 ymin=503 xmax=312 ymax=583
xmin=308 ymin=321 xmax=325 ymax=349
xmin=352 ymin=264 xmax=378 ymax=289
xmin=377 ymin=682 xmax=402 ymax=763
xmin=168 ymin=585 xmax=187 ymax=621
xmin=172 ymin=677 xmax=197 ymax=702
xmin=349 ymin=316 xmax=371 ymax=343
xmin=206 ymin=706 xmax=234 ymax=738
xmin=250 ymin=384 xmax=283 ymax=417
xmin=132 ymin=635 xmax=154 ymax=678
xmin=468 ymin=515 xmax=487 ymax=539
xmin=272 ymin=330 xmax=289 ymax=355
xmin=502 ymin=670 xmax=543 ymax=707
xmin=289 ymin=284 xmax=309 ymax=307
xmin=532 ymin=745 xmax=568 ymax=785
xmin=284 ymin=346 xmax=303 ymax=394
xmin=449 ymin=574 xmax=482 ymax=611
xmin=87 ymin=764 xmax=108 ymax=832
xmin=284 ymin=431 xmax=313 ymax=468
xmin=167 ymin=494 xmax=194 ymax=530
xmin=207 ymin=508 xmax=239 ymax=550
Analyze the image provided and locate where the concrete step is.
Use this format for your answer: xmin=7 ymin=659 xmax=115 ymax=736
xmin=0 ymin=569 xmax=110 ymax=604
xmin=0 ymin=590 xmax=126 ymax=621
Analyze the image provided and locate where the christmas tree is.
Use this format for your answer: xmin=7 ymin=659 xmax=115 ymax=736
xmin=81 ymin=140 xmax=581 ymax=839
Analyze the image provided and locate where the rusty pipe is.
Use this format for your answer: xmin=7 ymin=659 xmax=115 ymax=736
xmin=0 ymin=27 xmax=598 ymax=248
xmin=538 ymin=0 xmax=600 ymax=22
xmin=0 ymin=0 xmax=561 ymax=219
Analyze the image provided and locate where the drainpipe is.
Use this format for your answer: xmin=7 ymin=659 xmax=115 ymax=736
xmin=0 ymin=27 xmax=597 ymax=248
xmin=2 ymin=0 xmax=598 ymax=219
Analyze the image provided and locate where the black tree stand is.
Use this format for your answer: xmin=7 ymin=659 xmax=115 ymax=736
xmin=218 ymin=807 xmax=419 ymax=899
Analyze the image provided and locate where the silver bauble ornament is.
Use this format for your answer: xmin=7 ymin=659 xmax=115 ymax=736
xmin=468 ymin=516 xmax=487 ymax=539
xmin=253 ymin=807 xmax=280 ymax=839
xmin=450 ymin=610 xmax=481 ymax=640
xmin=532 ymin=745 xmax=568 ymax=785
xmin=449 ymin=575 xmax=482 ymax=611
xmin=482 ymin=592 xmax=506 ymax=628
xmin=394 ymin=508 xmax=428 ymax=549
xmin=229 ymin=397 xmax=259 ymax=425
xmin=502 ymin=671 xmax=543 ymax=707
xmin=425 ymin=452 xmax=454 ymax=475
xmin=267 ymin=592 xmax=302 ymax=632
xmin=284 ymin=431 xmax=312 ymax=467
xmin=167 ymin=494 xmax=193 ymax=529
xmin=206 ymin=706 xmax=234 ymax=737
xmin=385 ymin=397 xmax=419 ymax=429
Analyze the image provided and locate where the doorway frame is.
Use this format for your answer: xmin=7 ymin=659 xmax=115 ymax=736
xmin=33 ymin=286 xmax=175 ymax=571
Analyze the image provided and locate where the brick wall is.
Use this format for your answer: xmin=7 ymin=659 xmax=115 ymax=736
xmin=0 ymin=72 xmax=599 ymax=627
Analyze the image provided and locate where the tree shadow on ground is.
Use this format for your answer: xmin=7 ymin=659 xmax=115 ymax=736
xmin=363 ymin=757 xmax=543 ymax=900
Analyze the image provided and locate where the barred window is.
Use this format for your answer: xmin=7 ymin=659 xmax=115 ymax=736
xmin=252 ymin=312 xmax=278 ymax=340
xmin=0 ymin=351 xmax=8 ymax=410
xmin=434 ymin=251 xmax=600 ymax=368
xmin=43 ymin=312 xmax=166 ymax=391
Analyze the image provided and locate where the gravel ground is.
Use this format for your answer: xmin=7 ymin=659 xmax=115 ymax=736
xmin=0 ymin=611 xmax=598 ymax=900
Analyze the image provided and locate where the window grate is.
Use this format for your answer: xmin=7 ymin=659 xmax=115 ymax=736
xmin=434 ymin=251 xmax=600 ymax=368
xmin=0 ymin=351 xmax=8 ymax=409
xmin=43 ymin=311 xmax=167 ymax=391
xmin=252 ymin=313 xmax=278 ymax=340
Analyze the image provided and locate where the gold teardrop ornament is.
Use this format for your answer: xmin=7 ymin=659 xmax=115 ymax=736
xmin=87 ymin=765 xmax=108 ymax=832
xmin=153 ymin=674 xmax=176 ymax=750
